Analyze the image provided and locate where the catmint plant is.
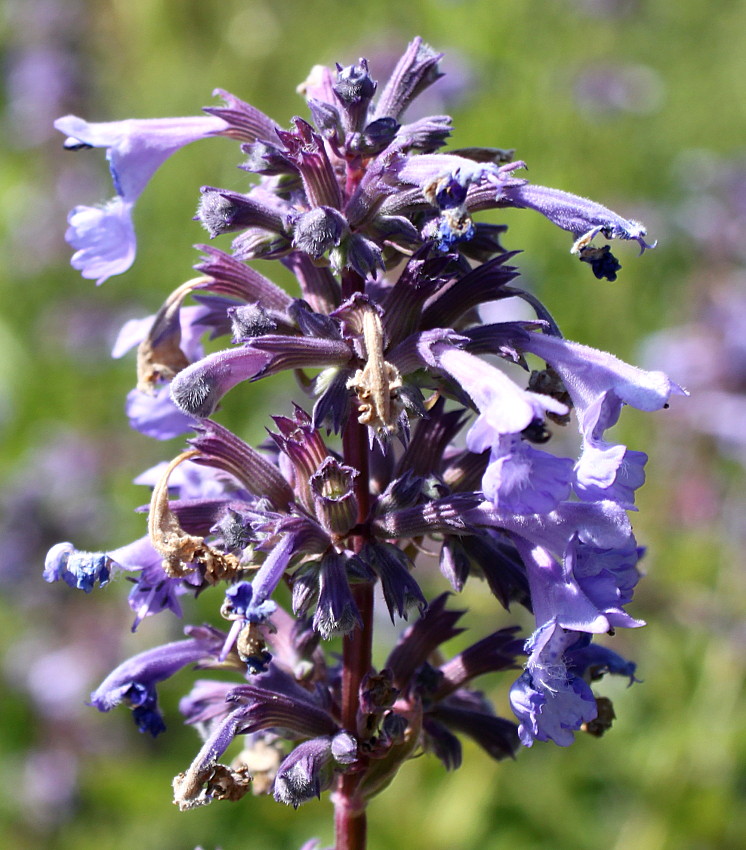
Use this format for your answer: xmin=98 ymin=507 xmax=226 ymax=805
xmin=48 ymin=37 xmax=682 ymax=850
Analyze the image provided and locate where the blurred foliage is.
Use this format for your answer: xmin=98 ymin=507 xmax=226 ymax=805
xmin=2 ymin=1 xmax=746 ymax=849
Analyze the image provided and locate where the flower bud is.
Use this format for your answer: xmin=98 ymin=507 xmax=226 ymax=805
xmin=333 ymin=59 xmax=377 ymax=134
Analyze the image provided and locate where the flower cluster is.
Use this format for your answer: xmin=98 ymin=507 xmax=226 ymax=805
xmin=48 ymin=38 xmax=680 ymax=847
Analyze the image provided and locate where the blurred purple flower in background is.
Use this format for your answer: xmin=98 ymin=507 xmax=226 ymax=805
xmin=572 ymin=62 xmax=664 ymax=119
xmin=567 ymin=0 xmax=640 ymax=17
xmin=635 ymin=149 xmax=746 ymax=535
xmin=0 ymin=434 xmax=135 ymax=831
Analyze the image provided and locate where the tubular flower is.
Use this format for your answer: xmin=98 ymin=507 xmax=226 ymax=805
xmin=48 ymin=37 xmax=676 ymax=849
xmin=55 ymin=96 xmax=276 ymax=283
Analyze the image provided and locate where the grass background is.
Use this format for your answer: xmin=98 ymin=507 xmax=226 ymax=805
xmin=2 ymin=1 xmax=745 ymax=848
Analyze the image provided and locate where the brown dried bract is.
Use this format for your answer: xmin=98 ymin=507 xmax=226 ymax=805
xmin=346 ymin=303 xmax=403 ymax=435
xmin=173 ymin=763 xmax=252 ymax=811
xmin=148 ymin=450 xmax=240 ymax=583
xmin=136 ymin=277 xmax=211 ymax=393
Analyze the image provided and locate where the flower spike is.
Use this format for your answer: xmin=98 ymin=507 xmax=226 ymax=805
xmin=50 ymin=37 xmax=676 ymax=850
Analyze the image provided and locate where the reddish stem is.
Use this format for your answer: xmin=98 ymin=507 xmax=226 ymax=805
xmin=334 ymin=791 xmax=368 ymax=850
xmin=334 ymin=577 xmax=372 ymax=849
xmin=334 ymin=573 xmax=372 ymax=848
xmin=335 ymin=279 xmax=373 ymax=849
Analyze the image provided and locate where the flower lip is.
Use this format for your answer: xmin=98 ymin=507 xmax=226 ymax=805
xmin=65 ymin=197 xmax=137 ymax=284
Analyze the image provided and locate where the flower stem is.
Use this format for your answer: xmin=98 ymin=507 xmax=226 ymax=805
xmin=340 ymin=368 xmax=374 ymax=737
xmin=334 ymin=792 xmax=367 ymax=850
xmin=336 ymin=286 xmax=373 ymax=849
xmin=335 ymin=574 xmax=373 ymax=850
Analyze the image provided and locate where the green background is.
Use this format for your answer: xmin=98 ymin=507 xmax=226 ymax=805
xmin=2 ymin=1 xmax=745 ymax=849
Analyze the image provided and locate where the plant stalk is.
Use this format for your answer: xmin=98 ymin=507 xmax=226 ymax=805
xmin=335 ymin=269 xmax=373 ymax=849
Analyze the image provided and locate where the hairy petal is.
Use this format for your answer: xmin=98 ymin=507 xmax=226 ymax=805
xmin=503 ymin=183 xmax=654 ymax=253
xmin=170 ymin=347 xmax=272 ymax=418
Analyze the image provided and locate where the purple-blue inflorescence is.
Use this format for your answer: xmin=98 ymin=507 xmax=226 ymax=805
xmin=49 ymin=37 xmax=682 ymax=847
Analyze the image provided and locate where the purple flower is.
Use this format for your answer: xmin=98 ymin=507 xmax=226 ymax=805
xmin=521 ymin=330 xmax=683 ymax=504
xmin=55 ymin=112 xmax=229 ymax=282
xmin=218 ymin=581 xmax=277 ymax=666
xmin=503 ymin=183 xmax=655 ymax=256
xmin=492 ymin=498 xmax=637 ymax=558
xmin=108 ymin=536 xmax=199 ymax=630
xmin=47 ymin=37 xmax=672 ymax=843
xmin=574 ymin=440 xmax=647 ymax=506
xmin=568 ymin=535 xmax=643 ymax=619
xmin=436 ymin=346 xmax=569 ymax=443
xmin=125 ymin=386 xmax=198 ymax=440
xmin=509 ymin=621 xmax=597 ymax=747
xmin=481 ymin=436 xmax=574 ymax=514
xmin=501 ymin=521 xmax=642 ymax=746
xmin=42 ymin=535 xmax=197 ymax=629
xmin=90 ymin=629 xmax=224 ymax=736
xmin=112 ymin=304 xmax=214 ymax=363
xmin=55 ymin=114 xmax=230 ymax=199
xmin=397 ymin=154 xmax=523 ymax=211
xmin=509 ymin=621 xmax=639 ymax=747
xmin=520 ymin=331 xmax=684 ymax=439
xmin=62 ymin=197 xmax=136 ymax=285
xmin=223 ymin=582 xmax=276 ymax=624
xmin=513 ymin=534 xmax=637 ymax=636
xmin=462 ymin=322 xmax=682 ymax=506
xmin=114 ymin=301 xmax=228 ymax=437
xmin=432 ymin=345 xmax=572 ymax=509
xmin=44 ymin=542 xmax=111 ymax=592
